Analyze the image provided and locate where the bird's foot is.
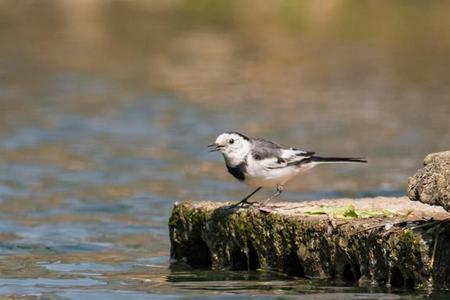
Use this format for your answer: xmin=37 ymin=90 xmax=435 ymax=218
xmin=260 ymin=185 xmax=283 ymax=206
xmin=232 ymin=199 xmax=259 ymax=207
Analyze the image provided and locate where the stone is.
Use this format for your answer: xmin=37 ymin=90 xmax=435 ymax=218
xmin=408 ymin=151 xmax=450 ymax=211
xmin=169 ymin=198 xmax=450 ymax=289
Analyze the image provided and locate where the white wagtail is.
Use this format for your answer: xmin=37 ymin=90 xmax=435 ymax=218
xmin=208 ymin=131 xmax=367 ymax=206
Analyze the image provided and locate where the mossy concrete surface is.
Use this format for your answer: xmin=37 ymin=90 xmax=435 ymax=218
xmin=169 ymin=197 xmax=450 ymax=289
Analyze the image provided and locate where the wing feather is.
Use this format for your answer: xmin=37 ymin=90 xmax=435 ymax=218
xmin=250 ymin=138 xmax=314 ymax=169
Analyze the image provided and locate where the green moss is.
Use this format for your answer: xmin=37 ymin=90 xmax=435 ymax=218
xmin=386 ymin=229 xmax=430 ymax=287
xmin=304 ymin=205 xmax=396 ymax=219
xmin=169 ymin=202 xmax=441 ymax=288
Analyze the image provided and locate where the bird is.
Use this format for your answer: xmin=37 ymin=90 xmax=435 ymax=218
xmin=208 ymin=131 xmax=367 ymax=206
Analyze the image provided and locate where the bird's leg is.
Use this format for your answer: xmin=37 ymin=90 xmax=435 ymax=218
xmin=233 ymin=186 xmax=263 ymax=207
xmin=262 ymin=184 xmax=284 ymax=205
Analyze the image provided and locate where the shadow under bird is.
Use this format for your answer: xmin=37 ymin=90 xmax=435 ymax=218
xmin=208 ymin=131 xmax=367 ymax=206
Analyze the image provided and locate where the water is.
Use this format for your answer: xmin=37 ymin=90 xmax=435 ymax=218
xmin=0 ymin=1 xmax=450 ymax=298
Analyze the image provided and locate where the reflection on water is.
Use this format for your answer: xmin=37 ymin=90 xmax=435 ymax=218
xmin=0 ymin=0 xmax=450 ymax=298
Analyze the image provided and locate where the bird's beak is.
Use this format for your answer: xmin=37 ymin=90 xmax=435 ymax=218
xmin=208 ymin=143 xmax=223 ymax=152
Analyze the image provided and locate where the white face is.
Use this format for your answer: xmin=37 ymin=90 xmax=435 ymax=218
xmin=210 ymin=132 xmax=251 ymax=165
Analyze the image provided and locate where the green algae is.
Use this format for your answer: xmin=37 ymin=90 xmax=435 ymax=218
xmin=304 ymin=205 xmax=396 ymax=219
xmin=169 ymin=201 xmax=446 ymax=289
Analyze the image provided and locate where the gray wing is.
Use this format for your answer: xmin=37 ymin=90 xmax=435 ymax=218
xmin=250 ymin=138 xmax=315 ymax=169
xmin=251 ymin=138 xmax=283 ymax=160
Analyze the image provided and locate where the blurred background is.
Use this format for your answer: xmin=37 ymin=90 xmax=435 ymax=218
xmin=0 ymin=0 xmax=449 ymax=298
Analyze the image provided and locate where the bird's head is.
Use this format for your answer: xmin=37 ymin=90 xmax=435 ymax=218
xmin=208 ymin=132 xmax=251 ymax=163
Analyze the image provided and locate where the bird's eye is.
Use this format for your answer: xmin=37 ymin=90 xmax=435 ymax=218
xmin=229 ymin=139 xmax=234 ymax=144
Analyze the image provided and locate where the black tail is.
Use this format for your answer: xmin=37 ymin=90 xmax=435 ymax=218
xmin=310 ymin=156 xmax=367 ymax=163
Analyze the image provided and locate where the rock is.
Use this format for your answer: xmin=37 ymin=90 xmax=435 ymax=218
xmin=408 ymin=151 xmax=450 ymax=211
xmin=424 ymin=151 xmax=450 ymax=165
xmin=169 ymin=198 xmax=450 ymax=289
